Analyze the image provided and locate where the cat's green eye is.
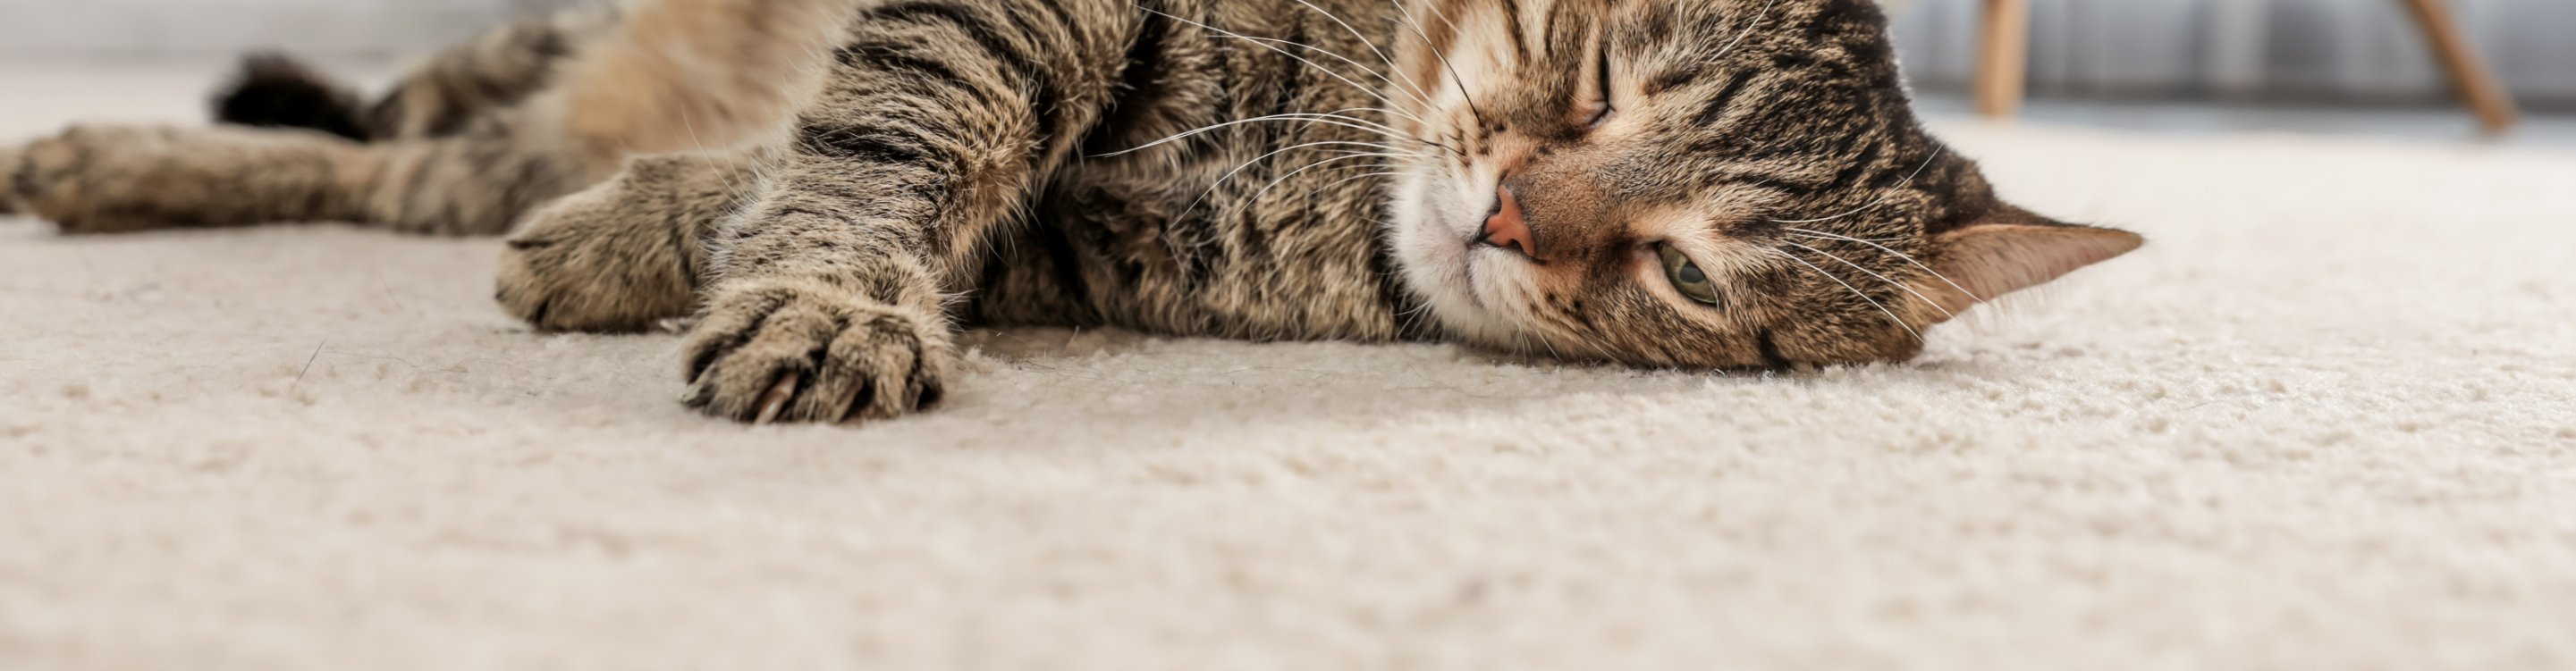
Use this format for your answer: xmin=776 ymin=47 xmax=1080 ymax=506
xmin=1657 ymin=243 xmax=1719 ymax=306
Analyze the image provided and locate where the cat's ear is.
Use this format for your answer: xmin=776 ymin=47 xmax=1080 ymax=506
xmin=1920 ymin=214 xmax=2142 ymax=316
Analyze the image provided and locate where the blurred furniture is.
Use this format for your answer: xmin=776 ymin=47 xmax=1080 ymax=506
xmin=1971 ymin=0 xmax=2521 ymax=132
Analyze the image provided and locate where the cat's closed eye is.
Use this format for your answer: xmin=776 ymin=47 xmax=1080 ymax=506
xmin=1577 ymin=32 xmax=1616 ymax=129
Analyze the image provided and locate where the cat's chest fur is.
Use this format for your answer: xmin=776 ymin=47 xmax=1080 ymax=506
xmin=962 ymin=2 xmax=1425 ymax=341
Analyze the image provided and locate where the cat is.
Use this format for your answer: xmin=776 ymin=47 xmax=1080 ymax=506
xmin=2 ymin=0 xmax=2141 ymax=424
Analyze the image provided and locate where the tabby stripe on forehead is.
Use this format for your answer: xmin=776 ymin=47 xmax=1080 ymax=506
xmin=1692 ymin=70 xmax=1754 ymax=129
xmin=1424 ymin=0 xmax=1466 ymax=57
xmin=1643 ymin=68 xmax=1695 ymax=96
xmin=1541 ymin=1 xmax=1597 ymax=59
xmin=1497 ymin=0 xmax=1533 ymax=63
xmin=1629 ymin=1 xmax=1675 ymax=45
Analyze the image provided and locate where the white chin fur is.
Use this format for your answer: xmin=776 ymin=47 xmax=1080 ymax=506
xmin=1387 ymin=172 xmax=1525 ymax=348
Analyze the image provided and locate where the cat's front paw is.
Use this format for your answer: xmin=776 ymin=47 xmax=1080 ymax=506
xmin=680 ymin=281 xmax=950 ymax=424
xmin=494 ymin=184 xmax=700 ymax=332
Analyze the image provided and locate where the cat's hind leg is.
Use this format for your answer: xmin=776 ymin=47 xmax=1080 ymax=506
xmin=13 ymin=125 xmax=376 ymax=233
xmin=495 ymin=148 xmax=768 ymax=332
xmin=15 ymin=0 xmax=840 ymax=236
xmin=2 ymin=142 xmax=21 ymax=214
xmin=8 ymin=113 xmax=597 ymax=236
xmin=358 ymin=6 xmax=621 ymax=141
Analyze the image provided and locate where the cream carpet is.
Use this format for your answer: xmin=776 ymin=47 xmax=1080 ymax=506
xmin=4 ymin=67 xmax=2575 ymax=670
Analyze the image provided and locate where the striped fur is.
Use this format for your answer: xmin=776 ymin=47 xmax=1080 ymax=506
xmin=4 ymin=0 xmax=2140 ymax=424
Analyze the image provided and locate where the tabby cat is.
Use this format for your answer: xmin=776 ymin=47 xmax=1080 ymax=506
xmin=1 ymin=0 xmax=2141 ymax=424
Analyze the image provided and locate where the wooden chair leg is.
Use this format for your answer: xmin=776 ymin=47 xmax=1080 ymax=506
xmin=2398 ymin=0 xmax=2518 ymax=133
xmin=1974 ymin=0 xmax=2030 ymax=119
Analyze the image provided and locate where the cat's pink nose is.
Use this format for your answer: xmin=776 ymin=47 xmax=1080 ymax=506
xmin=1480 ymin=184 xmax=1534 ymax=258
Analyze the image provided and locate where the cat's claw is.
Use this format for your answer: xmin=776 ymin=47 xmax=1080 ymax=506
xmin=753 ymin=371 xmax=798 ymax=424
xmin=680 ymin=281 xmax=950 ymax=424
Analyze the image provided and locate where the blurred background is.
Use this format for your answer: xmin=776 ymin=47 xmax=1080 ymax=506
xmin=0 ymin=0 xmax=2572 ymax=142
xmin=1894 ymin=0 xmax=2576 ymax=110
xmin=0 ymin=0 xmax=585 ymax=61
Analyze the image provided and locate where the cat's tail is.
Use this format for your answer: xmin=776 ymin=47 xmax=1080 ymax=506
xmin=211 ymin=53 xmax=372 ymax=141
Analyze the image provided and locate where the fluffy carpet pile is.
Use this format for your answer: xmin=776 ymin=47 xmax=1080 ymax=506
xmin=4 ymin=74 xmax=2574 ymax=668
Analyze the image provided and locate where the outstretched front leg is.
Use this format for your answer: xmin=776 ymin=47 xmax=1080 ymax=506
xmin=679 ymin=0 xmax=1132 ymax=424
xmin=497 ymin=148 xmax=772 ymax=332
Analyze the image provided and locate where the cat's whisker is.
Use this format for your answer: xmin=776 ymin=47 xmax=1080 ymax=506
xmin=1413 ymin=0 xmax=1467 ymax=36
xmin=1137 ymin=9 xmax=1433 ymax=117
xmin=1224 ymin=33 xmax=1436 ymax=112
xmin=1211 ymin=153 xmax=1401 ymax=206
xmin=1281 ymin=0 xmax=1436 ymax=107
xmin=1783 ymin=228 xmax=1982 ymax=308
xmin=1097 ymin=112 xmax=1451 ymax=157
xmin=673 ymin=107 xmax=751 ymax=208
xmin=1788 ymin=231 xmax=1906 ymax=243
xmin=1527 ymin=304 xmax=1617 ymax=363
xmin=1381 ymin=0 xmax=1488 ymax=126
xmin=1714 ymin=0 xmax=1784 ymax=62
xmin=1782 ymin=240 xmax=1955 ymax=322
xmin=1403 ymin=0 xmax=1489 ymax=125
xmin=1200 ymin=139 xmax=1417 ymax=197
xmin=1212 ymin=34 xmax=1434 ymax=114
xmin=1304 ymin=170 xmax=1406 ymax=200
xmin=1508 ymin=328 xmax=1561 ymax=361
xmin=1768 ymin=147 xmax=1941 ymax=225
xmin=1537 ymin=331 xmax=1581 ymax=363
xmin=1772 ymin=247 xmax=1926 ymax=344
xmin=1171 ymin=143 xmax=1415 ymax=235
xmin=1260 ymin=108 xmax=1429 ymax=138
xmin=1267 ymin=108 xmax=1452 ymax=151
xmin=1244 ymin=152 xmax=1415 ymax=206
xmin=1246 ymin=109 xmax=1458 ymax=155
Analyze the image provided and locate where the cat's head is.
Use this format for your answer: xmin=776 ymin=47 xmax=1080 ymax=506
xmin=1383 ymin=0 xmax=2140 ymax=367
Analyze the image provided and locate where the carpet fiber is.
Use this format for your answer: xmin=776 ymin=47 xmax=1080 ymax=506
xmin=4 ymin=79 xmax=2575 ymax=668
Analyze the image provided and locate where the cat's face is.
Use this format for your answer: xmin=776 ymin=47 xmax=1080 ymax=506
xmin=1384 ymin=0 xmax=2140 ymax=367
